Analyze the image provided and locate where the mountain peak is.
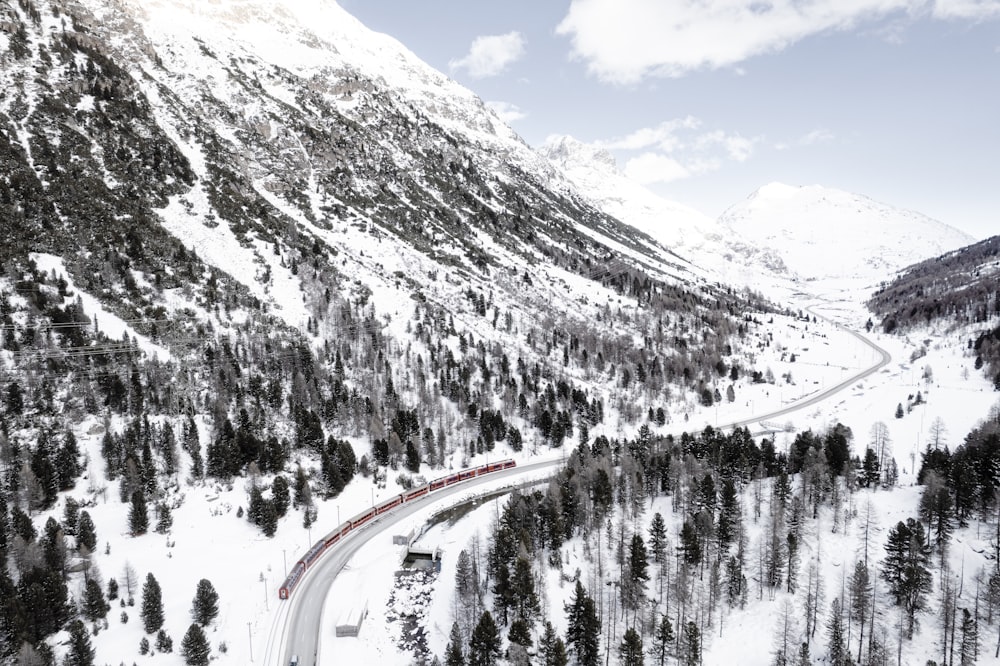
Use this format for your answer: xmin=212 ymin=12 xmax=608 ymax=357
xmin=719 ymin=183 xmax=974 ymax=282
xmin=539 ymin=135 xmax=618 ymax=172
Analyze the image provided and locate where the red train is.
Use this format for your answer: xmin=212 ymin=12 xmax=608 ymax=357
xmin=278 ymin=458 xmax=516 ymax=599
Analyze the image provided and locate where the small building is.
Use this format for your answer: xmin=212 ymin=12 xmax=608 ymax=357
xmin=335 ymin=603 xmax=368 ymax=638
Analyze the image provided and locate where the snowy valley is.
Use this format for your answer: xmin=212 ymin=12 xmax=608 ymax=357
xmin=0 ymin=1 xmax=997 ymax=666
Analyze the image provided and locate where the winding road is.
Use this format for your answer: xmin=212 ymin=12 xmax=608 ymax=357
xmin=266 ymin=312 xmax=891 ymax=666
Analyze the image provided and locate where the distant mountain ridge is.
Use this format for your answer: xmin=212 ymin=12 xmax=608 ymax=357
xmin=718 ymin=182 xmax=975 ymax=282
xmin=537 ymin=137 xmax=973 ymax=288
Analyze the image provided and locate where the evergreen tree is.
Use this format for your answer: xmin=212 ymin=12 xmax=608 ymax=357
xmin=918 ymin=470 xmax=953 ymax=560
xmin=959 ymin=608 xmax=978 ymax=665
xmin=272 ymin=475 xmax=290 ymax=517
xmin=849 ymin=561 xmax=872 ymax=664
xmin=191 ymin=579 xmax=220 ymax=627
xmin=511 ymin=557 xmax=540 ymax=623
xmin=679 ymin=518 xmax=702 ymax=566
xmin=508 ymin=618 xmax=532 ymax=648
xmin=649 ymin=512 xmax=668 ymax=564
xmin=140 ymin=573 xmax=164 ymax=634
xmin=491 ymin=563 xmax=514 ymax=625
xmin=468 ymin=611 xmax=501 ymax=666
xmin=539 ymin=621 xmax=569 ymax=666
xmin=155 ymin=502 xmax=173 ymax=534
xmin=861 ymin=447 xmax=880 ymax=487
xmin=65 ymin=619 xmax=95 ymax=666
xmin=717 ymin=479 xmax=740 ymax=551
xmin=156 ymin=629 xmax=174 ymax=653
xmin=619 ymin=626 xmax=644 ymax=666
xmin=652 ymin=614 xmax=675 ymax=666
xmin=77 ymin=510 xmax=96 ymax=552
xmin=826 ymin=597 xmax=845 ymax=665
xmin=181 ymin=623 xmax=210 ymax=666
xmin=129 ymin=490 xmax=148 ymax=536
xmin=624 ymin=533 xmax=650 ymax=609
xmin=682 ymin=621 xmax=700 ymax=666
xmin=83 ymin=577 xmax=110 ymax=621
xmin=444 ymin=621 xmax=465 ymax=666
xmin=565 ymin=580 xmax=600 ymax=666
xmin=881 ymin=519 xmax=932 ymax=637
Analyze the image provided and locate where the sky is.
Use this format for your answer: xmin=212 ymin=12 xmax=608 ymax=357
xmin=338 ymin=0 xmax=1000 ymax=240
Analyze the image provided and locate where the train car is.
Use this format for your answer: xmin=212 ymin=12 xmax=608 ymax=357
xmin=278 ymin=561 xmax=306 ymax=600
xmin=302 ymin=539 xmax=327 ymax=568
xmin=404 ymin=485 xmax=430 ymax=502
xmin=482 ymin=459 xmax=517 ymax=474
xmin=351 ymin=507 xmax=375 ymax=529
xmin=376 ymin=494 xmax=403 ymax=515
xmin=280 ymin=459 xmax=520 ymax=600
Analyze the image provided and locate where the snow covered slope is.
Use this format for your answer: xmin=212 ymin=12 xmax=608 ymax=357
xmin=539 ymin=136 xmax=790 ymax=287
xmin=719 ymin=182 xmax=975 ymax=283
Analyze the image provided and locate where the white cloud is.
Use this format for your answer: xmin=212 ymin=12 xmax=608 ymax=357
xmin=487 ymin=101 xmax=527 ymax=124
xmin=933 ymin=0 xmax=1000 ymax=19
xmin=606 ymin=118 xmax=757 ymax=183
xmin=775 ymin=129 xmax=836 ymax=150
xmin=799 ymin=129 xmax=835 ymax=146
xmin=623 ymin=153 xmax=691 ymax=184
xmin=449 ymin=32 xmax=526 ymax=79
xmin=599 ymin=117 xmax=701 ymax=152
xmin=556 ymin=0 xmax=1000 ymax=83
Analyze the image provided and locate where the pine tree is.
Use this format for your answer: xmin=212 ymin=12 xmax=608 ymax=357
xmin=881 ymin=519 xmax=932 ymax=637
xmin=77 ymin=510 xmax=97 ymax=552
xmin=155 ymin=502 xmax=173 ymax=534
xmin=619 ymin=626 xmax=644 ymax=666
xmin=156 ymin=629 xmax=173 ymax=653
xmin=129 ymin=490 xmax=148 ymax=536
xmin=468 ymin=611 xmax=501 ymax=666
xmin=83 ymin=577 xmax=110 ymax=621
xmin=65 ymin=619 xmax=95 ymax=666
xmin=539 ymin=621 xmax=569 ymax=666
xmin=959 ymin=608 xmax=978 ymax=665
xmin=649 ymin=513 xmax=668 ymax=564
xmin=272 ymin=475 xmax=290 ymax=517
xmin=191 ymin=578 xmax=220 ymax=627
xmin=181 ymin=623 xmax=211 ymax=666
xmin=140 ymin=573 xmax=164 ymax=634
xmin=511 ymin=557 xmax=540 ymax=623
xmin=508 ymin=618 xmax=532 ymax=648
xmin=827 ymin=597 xmax=845 ymax=665
xmin=682 ymin=621 xmax=700 ymax=666
xmin=445 ymin=621 xmax=465 ymax=666
xmin=849 ymin=561 xmax=872 ymax=664
xmin=652 ymin=614 xmax=675 ymax=666
xmin=679 ymin=519 xmax=701 ymax=566
xmin=624 ymin=533 xmax=649 ymax=609
xmin=491 ymin=563 xmax=513 ymax=625
xmin=565 ymin=580 xmax=601 ymax=666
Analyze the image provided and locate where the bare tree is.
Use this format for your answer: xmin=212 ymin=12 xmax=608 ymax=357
xmin=123 ymin=561 xmax=138 ymax=601
xmin=870 ymin=422 xmax=892 ymax=472
xmin=928 ymin=417 xmax=948 ymax=450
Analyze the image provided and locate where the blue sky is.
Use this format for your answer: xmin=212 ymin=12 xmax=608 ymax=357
xmin=340 ymin=0 xmax=999 ymax=239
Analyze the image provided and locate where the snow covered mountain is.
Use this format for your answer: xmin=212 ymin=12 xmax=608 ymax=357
xmin=538 ymin=135 xmax=790 ymax=287
xmin=718 ymin=182 xmax=975 ymax=283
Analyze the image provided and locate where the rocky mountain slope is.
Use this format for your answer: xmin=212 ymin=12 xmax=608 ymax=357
xmin=0 ymin=1 xmax=783 ymax=661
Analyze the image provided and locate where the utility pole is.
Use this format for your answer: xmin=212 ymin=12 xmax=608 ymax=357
xmin=248 ymin=622 xmax=253 ymax=662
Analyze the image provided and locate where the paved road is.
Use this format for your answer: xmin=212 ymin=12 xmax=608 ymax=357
xmin=269 ymin=459 xmax=560 ymax=666
xmin=723 ymin=306 xmax=891 ymax=430
xmin=269 ymin=312 xmax=891 ymax=665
